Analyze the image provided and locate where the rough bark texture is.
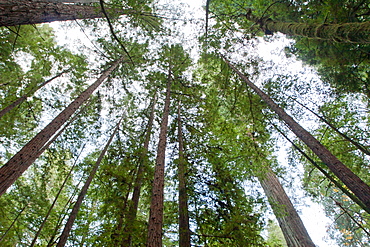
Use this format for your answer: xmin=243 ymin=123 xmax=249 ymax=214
xmin=56 ymin=116 xmax=123 ymax=247
xmin=0 ymin=57 xmax=123 ymax=196
xmin=122 ymin=93 xmax=157 ymax=247
xmin=0 ymin=0 xmax=122 ymax=26
xmin=177 ymin=104 xmax=191 ymax=247
xmin=224 ymin=57 xmax=370 ymax=210
xmin=0 ymin=70 xmax=68 ymax=118
xmin=147 ymin=71 xmax=172 ymax=247
xmin=245 ymin=9 xmax=370 ymax=43
xmin=259 ymin=168 xmax=315 ymax=247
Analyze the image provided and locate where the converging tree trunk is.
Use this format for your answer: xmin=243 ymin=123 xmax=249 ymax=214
xmin=147 ymin=70 xmax=172 ymax=247
xmin=56 ymin=116 xmax=123 ymax=247
xmin=0 ymin=69 xmax=68 ymax=118
xmin=0 ymin=57 xmax=123 ymax=196
xmin=223 ymin=57 xmax=370 ymax=210
xmin=122 ymin=93 xmax=157 ymax=246
xmin=0 ymin=0 xmax=122 ymax=27
xmin=177 ymin=103 xmax=191 ymax=247
xmin=258 ymin=167 xmax=315 ymax=247
xmin=244 ymin=9 xmax=370 ymax=43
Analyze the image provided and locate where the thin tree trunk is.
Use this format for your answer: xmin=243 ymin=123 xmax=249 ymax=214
xmin=147 ymin=70 xmax=172 ymax=247
xmin=244 ymin=9 xmax=370 ymax=43
xmin=177 ymin=103 xmax=191 ymax=247
xmin=56 ymin=115 xmax=123 ymax=247
xmin=122 ymin=93 xmax=157 ymax=246
xmin=30 ymin=144 xmax=85 ymax=247
xmin=0 ymin=0 xmax=103 ymax=26
xmin=224 ymin=57 xmax=370 ymax=210
xmin=293 ymin=98 xmax=370 ymax=156
xmin=0 ymin=203 xmax=29 ymax=243
xmin=0 ymin=69 xmax=68 ymax=118
xmin=258 ymin=167 xmax=315 ymax=247
xmin=0 ymin=57 xmax=123 ymax=196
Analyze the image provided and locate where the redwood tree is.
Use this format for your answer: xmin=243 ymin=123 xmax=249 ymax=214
xmin=0 ymin=57 xmax=123 ymax=196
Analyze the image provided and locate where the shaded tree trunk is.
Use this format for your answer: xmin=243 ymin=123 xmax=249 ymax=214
xmin=0 ymin=69 xmax=68 ymax=118
xmin=122 ymin=93 xmax=157 ymax=246
xmin=0 ymin=0 xmax=123 ymax=27
xmin=258 ymin=167 xmax=315 ymax=247
xmin=30 ymin=144 xmax=85 ymax=247
xmin=177 ymin=103 xmax=191 ymax=247
xmin=244 ymin=9 xmax=370 ymax=43
xmin=56 ymin=116 xmax=123 ymax=247
xmin=224 ymin=57 xmax=370 ymax=210
xmin=0 ymin=57 xmax=123 ymax=196
xmin=147 ymin=70 xmax=172 ymax=247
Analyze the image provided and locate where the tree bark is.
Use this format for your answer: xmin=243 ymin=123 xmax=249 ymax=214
xmin=56 ymin=116 xmax=123 ymax=247
xmin=147 ymin=70 xmax=172 ymax=247
xmin=258 ymin=167 xmax=315 ymax=247
xmin=244 ymin=9 xmax=370 ymax=43
xmin=177 ymin=103 xmax=191 ymax=247
xmin=224 ymin=57 xmax=370 ymax=210
xmin=0 ymin=0 xmax=123 ymax=27
xmin=0 ymin=69 xmax=68 ymax=118
xmin=122 ymin=93 xmax=157 ymax=246
xmin=0 ymin=57 xmax=123 ymax=196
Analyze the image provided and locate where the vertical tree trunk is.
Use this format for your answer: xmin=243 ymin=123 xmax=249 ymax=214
xmin=177 ymin=103 xmax=191 ymax=247
xmin=258 ymin=167 xmax=315 ymax=247
xmin=0 ymin=0 xmax=118 ymax=27
xmin=224 ymin=57 xmax=370 ymax=210
xmin=0 ymin=69 xmax=69 ymax=118
xmin=56 ymin=116 xmax=123 ymax=247
xmin=147 ymin=70 xmax=172 ymax=247
xmin=122 ymin=93 xmax=157 ymax=246
xmin=0 ymin=57 xmax=123 ymax=196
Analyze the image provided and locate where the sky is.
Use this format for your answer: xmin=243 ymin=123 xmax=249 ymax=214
xmin=48 ymin=0 xmax=342 ymax=246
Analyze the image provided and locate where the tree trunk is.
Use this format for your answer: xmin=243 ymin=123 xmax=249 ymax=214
xmin=147 ymin=70 xmax=172 ymax=247
xmin=244 ymin=9 xmax=370 ymax=43
xmin=56 ymin=116 xmax=123 ymax=247
xmin=0 ymin=0 xmax=123 ymax=27
xmin=224 ymin=57 xmax=370 ymax=210
xmin=177 ymin=103 xmax=191 ymax=247
xmin=0 ymin=57 xmax=123 ymax=196
xmin=30 ymin=144 xmax=85 ymax=247
xmin=0 ymin=69 xmax=68 ymax=118
xmin=258 ymin=167 xmax=315 ymax=247
xmin=122 ymin=93 xmax=157 ymax=246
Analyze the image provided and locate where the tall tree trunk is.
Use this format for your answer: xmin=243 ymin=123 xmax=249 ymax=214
xmin=0 ymin=69 xmax=68 ymax=118
xmin=30 ymin=144 xmax=85 ymax=247
xmin=223 ymin=57 xmax=370 ymax=210
xmin=56 ymin=116 xmax=123 ymax=247
xmin=122 ymin=93 xmax=157 ymax=246
xmin=147 ymin=70 xmax=172 ymax=247
xmin=258 ymin=167 xmax=315 ymax=247
xmin=0 ymin=57 xmax=123 ymax=196
xmin=177 ymin=103 xmax=191 ymax=247
xmin=293 ymin=98 xmax=370 ymax=156
xmin=271 ymin=121 xmax=370 ymax=214
xmin=244 ymin=9 xmax=370 ymax=43
xmin=0 ymin=0 xmax=124 ymax=27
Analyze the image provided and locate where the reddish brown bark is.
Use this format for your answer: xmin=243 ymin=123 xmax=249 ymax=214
xmin=259 ymin=167 xmax=315 ymax=247
xmin=177 ymin=104 xmax=191 ymax=247
xmin=147 ymin=70 xmax=172 ymax=247
xmin=224 ymin=57 xmax=370 ymax=209
xmin=122 ymin=93 xmax=157 ymax=246
xmin=0 ymin=57 xmax=123 ymax=196
xmin=56 ymin=116 xmax=123 ymax=247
